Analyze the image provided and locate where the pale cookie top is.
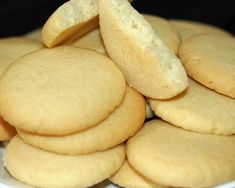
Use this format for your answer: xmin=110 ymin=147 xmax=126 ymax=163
xmin=150 ymin=78 xmax=235 ymax=135
xmin=4 ymin=135 xmax=125 ymax=188
xmin=127 ymin=119 xmax=235 ymax=188
xmin=170 ymin=19 xmax=232 ymax=41
xmin=109 ymin=160 xmax=167 ymax=188
xmin=71 ymin=28 xmax=107 ymax=54
xmin=0 ymin=46 xmax=126 ymax=135
xmin=179 ymin=34 xmax=235 ymax=98
xmin=144 ymin=14 xmax=180 ymax=54
xmin=17 ymin=87 xmax=145 ymax=155
xmin=99 ymin=0 xmax=188 ymax=99
xmin=0 ymin=37 xmax=43 ymax=76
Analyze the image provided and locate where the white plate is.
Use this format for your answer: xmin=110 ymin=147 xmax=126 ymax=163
xmin=0 ymin=144 xmax=235 ymax=188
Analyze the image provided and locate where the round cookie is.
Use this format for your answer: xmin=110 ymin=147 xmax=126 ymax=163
xmin=109 ymin=160 xmax=166 ymax=188
xmin=24 ymin=28 xmax=42 ymax=41
xmin=144 ymin=14 xmax=180 ymax=54
xmin=17 ymin=87 xmax=145 ymax=154
xmin=99 ymin=0 xmax=188 ymax=99
xmin=4 ymin=135 xmax=125 ymax=188
xmin=170 ymin=19 xmax=232 ymax=41
xmin=127 ymin=119 xmax=235 ymax=187
xmin=0 ymin=117 xmax=16 ymax=141
xmin=0 ymin=37 xmax=43 ymax=76
xmin=150 ymin=78 xmax=235 ymax=135
xmin=0 ymin=46 xmax=126 ymax=135
xmin=179 ymin=34 xmax=235 ymax=98
xmin=71 ymin=28 xmax=107 ymax=54
xmin=42 ymin=0 xmax=99 ymax=47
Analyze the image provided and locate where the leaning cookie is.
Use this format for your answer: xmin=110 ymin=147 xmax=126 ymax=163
xmin=17 ymin=87 xmax=145 ymax=155
xmin=0 ymin=46 xmax=126 ymax=135
xmin=109 ymin=160 xmax=167 ymax=188
xmin=99 ymin=0 xmax=188 ymax=99
xmin=127 ymin=119 xmax=235 ymax=187
xmin=150 ymin=78 xmax=235 ymax=135
xmin=170 ymin=19 xmax=232 ymax=41
xmin=179 ymin=34 xmax=235 ymax=98
xmin=4 ymin=135 xmax=125 ymax=188
xmin=42 ymin=0 xmax=99 ymax=48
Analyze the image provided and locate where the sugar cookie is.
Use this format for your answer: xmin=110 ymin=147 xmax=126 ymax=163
xmin=17 ymin=87 xmax=145 ymax=154
xmin=179 ymin=34 xmax=235 ymax=98
xmin=150 ymin=78 xmax=235 ymax=135
xmin=170 ymin=19 xmax=232 ymax=41
xmin=4 ymin=135 xmax=125 ymax=188
xmin=109 ymin=160 xmax=166 ymax=188
xmin=0 ymin=46 xmax=126 ymax=135
xmin=0 ymin=37 xmax=43 ymax=76
xmin=42 ymin=0 xmax=99 ymax=47
xmin=127 ymin=119 xmax=235 ymax=187
xmin=99 ymin=0 xmax=188 ymax=99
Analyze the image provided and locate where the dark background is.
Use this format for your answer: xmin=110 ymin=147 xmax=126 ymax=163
xmin=0 ymin=0 xmax=234 ymax=37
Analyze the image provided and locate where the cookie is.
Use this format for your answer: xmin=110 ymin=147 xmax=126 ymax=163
xmin=24 ymin=28 xmax=42 ymax=41
xmin=0 ymin=117 xmax=16 ymax=141
xmin=0 ymin=46 xmax=126 ymax=135
xmin=143 ymin=14 xmax=180 ymax=54
xmin=170 ymin=19 xmax=232 ymax=41
xmin=71 ymin=28 xmax=107 ymax=54
xmin=127 ymin=119 xmax=235 ymax=187
xmin=17 ymin=87 xmax=145 ymax=154
xmin=179 ymin=34 xmax=235 ymax=98
xmin=4 ymin=135 xmax=125 ymax=188
xmin=109 ymin=160 xmax=166 ymax=188
xmin=99 ymin=0 xmax=188 ymax=99
xmin=150 ymin=78 xmax=235 ymax=135
xmin=0 ymin=37 xmax=43 ymax=76
xmin=42 ymin=0 xmax=99 ymax=48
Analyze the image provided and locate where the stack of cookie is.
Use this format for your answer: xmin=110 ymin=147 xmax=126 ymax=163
xmin=0 ymin=0 xmax=234 ymax=187
xmin=106 ymin=2 xmax=235 ymax=188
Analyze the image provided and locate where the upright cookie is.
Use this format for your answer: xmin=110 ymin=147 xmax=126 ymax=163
xmin=99 ymin=0 xmax=188 ymax=99
xmin=144 ymin=14 xmax=180 ymax=54
xmin=4 ymin=135 xmax=125 ymax=188
xmin=71 ymin=28 xmax=107 ymax=54
xmin=179 ymin=34 xmax=235 ymax=98
xmin=150 ymin=78 xmax=235 ymax=135
xmin=42 ymin=0 xmax=99 ymax=47
xmin=17 ymin=87 xmax=145 ymax=154
xmin=109 ymin=160 xmax=166 ymax=188
xmin=127 ymin=120 xmax=235 ymax=187
xmin=170 ymin=19 xmax=232 ymax=41
xmin=0 ymin=46 xmax=126 ymax=135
